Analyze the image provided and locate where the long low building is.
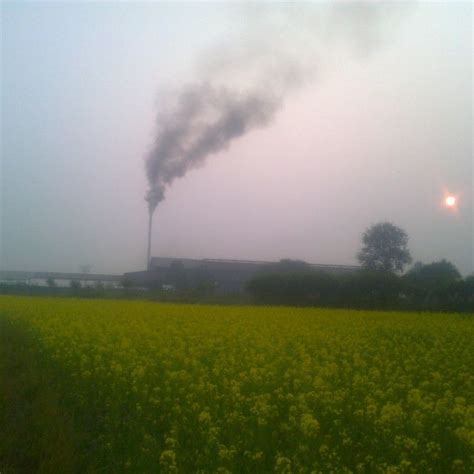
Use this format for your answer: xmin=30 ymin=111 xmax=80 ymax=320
xmin=0 ymin=270 xmax=122 ymax=287
xmin=124 ymin=257 xmax=360 ymax=293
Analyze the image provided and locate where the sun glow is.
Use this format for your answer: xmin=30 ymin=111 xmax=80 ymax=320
xmin=445 ymin=196 xmax=456 ymax=207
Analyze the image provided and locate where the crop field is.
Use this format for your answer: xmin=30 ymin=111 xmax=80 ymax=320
xmin=1 ymin=296 xmax=473 ymax=473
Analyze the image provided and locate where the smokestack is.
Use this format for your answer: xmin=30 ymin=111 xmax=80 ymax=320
xmin=147 ymin=212 xmax=152 ymax=270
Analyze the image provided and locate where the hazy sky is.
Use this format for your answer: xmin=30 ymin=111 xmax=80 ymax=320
xmin=1 ymin=1 xmax=472 ymax=275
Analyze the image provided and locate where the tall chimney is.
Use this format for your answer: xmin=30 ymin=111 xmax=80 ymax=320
xmin=147 ymin=212 xmax=152 ymax=270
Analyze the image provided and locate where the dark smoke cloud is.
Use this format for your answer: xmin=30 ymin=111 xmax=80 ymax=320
xmin=145 ymin=3 xmax=408 ymax=214
xmin=146 ymin=84 xmax=281 ymax=212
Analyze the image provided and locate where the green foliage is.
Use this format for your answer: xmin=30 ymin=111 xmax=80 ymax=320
xmin=405 ymin=260 xmax=461 ymax=290
xmin=357 ymin=222 xmax=412 ymax=273
xmin=1 ymin=297 xmax=473 ymax=472
xmin=402 ymin=260 xmax=465 ymax=310
xmin=247 ymin=271 xmax=337 ymax=306
xmin=338 ymin=270 xmax=404 ymax=308
xmin=247 ymin=270 xmax=402 ymax=309
xmin=247 ymin=268 xmax=474 ymax=312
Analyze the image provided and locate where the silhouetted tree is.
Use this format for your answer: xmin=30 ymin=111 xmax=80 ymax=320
xmin=246 ymin=271 xmax=337 ymax=306
xmin=339 ymin=271 xmax=403 ymax=308
xmin=403 ymin=260 xmax=462 ymax=309
xmin=405 ymin=260 xmax=461 ymax=291
xmin=459 ymin=276 xmax=474 ymax=310
xmin=357 ymin=222 xmax=412 ymax=274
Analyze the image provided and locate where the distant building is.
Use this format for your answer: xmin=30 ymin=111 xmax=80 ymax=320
xmin=123 ymin=257 xmax=359 ymax=294
xmin=0 ymin=270 xmax=121 ymax=288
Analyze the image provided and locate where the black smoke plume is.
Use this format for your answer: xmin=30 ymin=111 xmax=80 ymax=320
xmin=145 ymin=3 xmax=408 ymax=215
xmin=146 ymin=84 xmax=280 ymax=213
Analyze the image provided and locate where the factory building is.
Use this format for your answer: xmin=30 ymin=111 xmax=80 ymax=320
xmin=0 ymin=270 xmax=122 ymax=288
xmin=123 ymin=257 xmax=359 ymax=293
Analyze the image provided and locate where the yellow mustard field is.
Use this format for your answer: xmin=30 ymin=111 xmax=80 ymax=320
xmin=1 ymin=296 xmax=473 ymax=473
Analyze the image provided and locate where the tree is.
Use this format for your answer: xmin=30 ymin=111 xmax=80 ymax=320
xmin=357 ymin=222 xmax=412 ymax=274
xmin=339 ymin=270 xmax=403 ymax=308
xmin=403 ymin=260 xmax=462 ymax=309
xmin=46 ymin=277 xmax=56 ymax=288
xmin=405 ymin=260 xmax=461 ymax=291
xmin=246 ymin=271 xmax=337 ymax=306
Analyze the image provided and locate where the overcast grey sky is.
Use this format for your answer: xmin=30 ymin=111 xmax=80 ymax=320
xmin=1 ymin=1 xmax=472 ymax=275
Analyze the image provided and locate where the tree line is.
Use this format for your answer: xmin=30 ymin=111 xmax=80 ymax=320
xmin=247 ymin=222 xmax=474 ymax=312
